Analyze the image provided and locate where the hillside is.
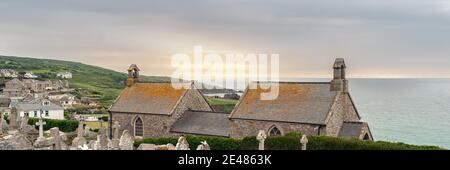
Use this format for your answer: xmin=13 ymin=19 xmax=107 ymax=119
xmin=0 ymin=55 xmax=170 ymax=106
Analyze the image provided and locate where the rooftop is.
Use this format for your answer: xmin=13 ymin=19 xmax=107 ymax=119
xmin=171 ymin=110 xmax=230 ymax=137
xmin=229 ymin=82 xmax=338 ymax=125
xmin=109 ymin=82 xmax=190 ymax=115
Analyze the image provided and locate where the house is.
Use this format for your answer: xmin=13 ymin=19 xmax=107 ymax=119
xmin=109 ymin=59 xmax=373 ymax=141
xmin=2 ymin=78 xmax=70 ymax=98
xmin=24 ymin=72 xmax=38 ymax=79
xmin=57 ymin=72 xmax=73 ymax=79
xmin=15 ymin=99 xmax=65 ymax=120
xmin=0 ymin=69 xmax=18 ymax=78
xmin=48 ymin=93 xmax=78 ymax=109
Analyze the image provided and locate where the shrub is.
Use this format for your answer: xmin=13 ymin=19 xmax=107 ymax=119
xmin=28 ymin=118 xmax=79 ymax=132
xmin=135 ymin=132 xmax=442 ymax=150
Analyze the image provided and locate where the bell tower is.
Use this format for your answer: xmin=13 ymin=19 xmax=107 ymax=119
xmin=330 ymin=58 xmax=348 ymax=92
xmin=127 ymin=64 xmax=140 ymax=87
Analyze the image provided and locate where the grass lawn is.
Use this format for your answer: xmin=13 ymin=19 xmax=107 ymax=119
xmin=82 ymin=121 xmax=109 ymax=129
xmin=207 ymin=97 xmax=238 ymax=113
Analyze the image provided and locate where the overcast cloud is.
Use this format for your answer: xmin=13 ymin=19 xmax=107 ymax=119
xmin=1 ymin=0 xmax=450 ymax=78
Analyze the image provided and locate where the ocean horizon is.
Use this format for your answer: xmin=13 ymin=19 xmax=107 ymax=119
xmin=274 ymin=78 xmax=450 ymax=149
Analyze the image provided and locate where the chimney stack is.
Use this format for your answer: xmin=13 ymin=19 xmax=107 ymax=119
xmin=330 ymin=58 xmax=348 ymax=92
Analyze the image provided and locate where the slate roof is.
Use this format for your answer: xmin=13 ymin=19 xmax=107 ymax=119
xmin=171 ymin=110 xmax=230 ymax=137
xmin=16 ymin=99 xmax=63 ymax=112
xmin=338 ymin=122 xmax=365 ymax=138
xmin=109 ymin=82 xmax=190 ymax=115
xmin=0 ymin=97 xmax=10 ymax=107
xmin=229 ymin=82 xmax=339 ymax=125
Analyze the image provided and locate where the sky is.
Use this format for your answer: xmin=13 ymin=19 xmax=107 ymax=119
xmin=1 ymin=0 xmax=450 ymax=78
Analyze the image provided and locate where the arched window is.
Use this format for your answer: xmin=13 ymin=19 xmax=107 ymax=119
xmin=134 ymin=117 xmax=143 ymax=137
xmin=268 ymin=126 xmax=282 ymax=136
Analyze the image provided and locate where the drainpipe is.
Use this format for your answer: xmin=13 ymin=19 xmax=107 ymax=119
xmin=108 ymin=110 xmax=113 ymax=139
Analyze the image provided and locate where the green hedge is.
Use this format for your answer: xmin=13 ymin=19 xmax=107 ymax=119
xmin=28 ymin=118 xmax=79 ymax=132
xmin=135 ymin=132 xmax=443 ymax=150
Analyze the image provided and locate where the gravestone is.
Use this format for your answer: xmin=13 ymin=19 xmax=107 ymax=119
xmin=50 ymin=127 xmax=62 ymax=150
xmin=19 ymin=115 xmax=29 ymax=130
xmin=88 ymin=140 xmax=96 ymax=150
xmin=137 ymin=144 xmax=156 ymax=150
xmin=111 ymin=121 xmax=120 ymax=149
xmin=257 ymin=130 xmax=267 ymax=150
xmin=119 ymin=130 xmax=134 ymax=150
xmin=300 ymin=134 xmax=308 ymax=150
xmin=0 ymin=118 xmax=7 ymax=134
xmin=0 ymin=112 xmax=3 ymax=135
xmin=71 ymin=123 xmax=86 ymax=149
xmin=167 ymin=143 xmax=176 ymax=150
xmin=175 ymin=136 xmax=190 ymax=150
xmin=95 ymin=128 xmax=109 ymax=150
xmin=9 ymin=108 xmax=19 ymax=130
xmin=196 ymin=141 xmax=210 ymax=150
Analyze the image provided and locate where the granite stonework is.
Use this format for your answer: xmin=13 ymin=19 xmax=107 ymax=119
xmin=229 ymin=119 xmax=323 ymax=138
xmin=110 ymin=85 xmax=212 ymax=138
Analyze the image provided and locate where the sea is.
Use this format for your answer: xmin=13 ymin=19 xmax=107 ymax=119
xmin=213 ymin=78 xmax=450 ymax=149
xmin=279 ymin=78 xmax=450 ymax=149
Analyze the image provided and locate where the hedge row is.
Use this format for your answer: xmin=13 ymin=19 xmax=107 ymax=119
xmin=134 ymin=132 xmax=442 ymax=150
xmin=28 ymin=118 xmax=79 ymax=132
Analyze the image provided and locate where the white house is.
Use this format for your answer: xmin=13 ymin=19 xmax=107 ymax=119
xmin=57 ymin=72 xmax=72 ymax=79
xmin=24 ymin=72 xmax=38 ymax=79
xmin=48 ymin=93 xmax=78 ymax=109
xmin=15 ymin=99 xmax=65 ymax=120
xmin=0 ymin=69 xmax=18 ymax=78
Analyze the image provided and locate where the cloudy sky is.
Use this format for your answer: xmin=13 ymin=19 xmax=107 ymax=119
xmin=1 ymin=0 xmax=450 ymax=78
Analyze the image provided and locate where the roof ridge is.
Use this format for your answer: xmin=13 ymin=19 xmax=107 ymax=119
xmin=187 ymin=109 xmax=229 ymax=114
xmin=252 ymin=81 xmax=331 ymax=84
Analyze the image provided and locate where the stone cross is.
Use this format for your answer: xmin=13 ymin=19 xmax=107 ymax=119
xmin=175 ymin=136 xmax=190 ymax=150
xmin=256 ymin=130 xmax=267 ymax=150
xmin=35 ymin=118 xmax=46 ymax=141
xmin=300 ymin=134 xmax=308 ymax=150
xmin=119 ymin=130 xmax=134 ymax=150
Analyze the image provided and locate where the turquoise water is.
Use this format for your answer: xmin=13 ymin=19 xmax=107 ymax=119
xmin=349 ymin=79 xmax=450 ymax=149
xmin=281 ymin=78 xmax=450 ymax=149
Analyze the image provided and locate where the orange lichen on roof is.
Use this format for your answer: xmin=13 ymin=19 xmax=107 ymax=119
xmin=231 ymin=82 xmax=338 ymax=124
xmin=120 ymin=83 xmax=186 ymax=100
xmin=109 ymin=83 xmax=189 ymax=115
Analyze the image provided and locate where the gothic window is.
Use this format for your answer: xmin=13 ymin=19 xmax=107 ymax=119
xmin=268 ymin=126 xmax=282 ymax=136
xmin=134 ymin=117 xmax=144 ymax=137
